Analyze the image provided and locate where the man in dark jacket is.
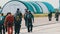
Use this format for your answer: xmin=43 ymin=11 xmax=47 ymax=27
xmin=0 ymin=13 xmax=5 ymax=34
xmin=24 ymin=9 xmax=34 ymax=32
xmin=24 ymin=9 xmax=29 ymax=26
xmin=48 ymin=12 xmax=52 ymax=21
xmin=14 ymin=8 xmax=22 ymax=34
xmin=55 ymin=11 xmax=59 ymax=21
xmin=1 ymin=13 xmax=6 ymax=34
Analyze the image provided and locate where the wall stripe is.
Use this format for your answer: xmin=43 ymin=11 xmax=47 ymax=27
xmin=36 ymin=2 xmax=49 ymax=13
xmin=42 ymin=2 xmax=55 ymax=12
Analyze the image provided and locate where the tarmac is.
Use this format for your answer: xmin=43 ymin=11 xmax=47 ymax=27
xmin=5 ymin=16 xmax=60 ymax=34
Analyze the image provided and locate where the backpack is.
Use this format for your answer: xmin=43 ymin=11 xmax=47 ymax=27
xmin=15 ymin=15 xmax=20 ymax=21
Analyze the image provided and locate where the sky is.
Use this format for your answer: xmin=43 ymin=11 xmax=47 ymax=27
xmin=0 ymin=0 xmax=59 ymax=9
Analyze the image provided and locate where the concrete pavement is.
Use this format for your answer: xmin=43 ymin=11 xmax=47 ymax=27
xmin=5 ymin=16 xmax=60 ymax=34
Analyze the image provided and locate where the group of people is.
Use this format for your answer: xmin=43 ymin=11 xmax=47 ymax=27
xmin=0 ymin=8 xmax=34 ymax=34
xmin=0 ymin=7 xmax=59 ymax=34
xmin=48 ymin=11 xmax=60 ymax=21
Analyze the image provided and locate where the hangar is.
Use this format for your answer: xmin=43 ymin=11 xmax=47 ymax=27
xmin=1 ymin=0 xmax=55 ymax=15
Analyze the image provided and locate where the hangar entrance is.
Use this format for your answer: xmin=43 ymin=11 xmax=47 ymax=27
xmin=2 ymin=1 xmax=27 ymax=15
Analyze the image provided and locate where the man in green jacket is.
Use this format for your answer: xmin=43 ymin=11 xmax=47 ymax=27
xmin=24 ymin=9 xmax=34 ymax=32
xmin=0 ymin=13 xmax=5 ymax=34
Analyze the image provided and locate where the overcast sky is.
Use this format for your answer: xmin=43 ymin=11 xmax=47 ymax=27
xmin=0 ymin=0 xmax=59 ymax=9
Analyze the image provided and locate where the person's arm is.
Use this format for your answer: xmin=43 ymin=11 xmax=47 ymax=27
xmin=2 ymin=16 xmax=5 ymax=25
xmin=12 ymin=15 xmax=14 ymax=25
xmin=24 ymin=14 xmax=26 ymax=20
xmin=31 ymin=14 xmax=34 ymax=23
xmin=4 ymin=16 xmax=8 ymax=27
xmin=12 ymin=16 xmax=15 ymax=26
xmin=55 ymin=13 xmax=56 ymax=18
xmin=20 ymin=13 xmax=22 ymax=20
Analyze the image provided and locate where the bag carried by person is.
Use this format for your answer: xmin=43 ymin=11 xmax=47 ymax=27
xmin=15 ymin=15 xmax=20 ymax=21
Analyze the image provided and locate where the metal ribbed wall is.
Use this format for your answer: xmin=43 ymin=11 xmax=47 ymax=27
xmin=2 ymin=1 xmax=55 ymax=15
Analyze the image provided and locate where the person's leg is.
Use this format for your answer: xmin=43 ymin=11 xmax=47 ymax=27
xmin=17 ymin=25 xmax=21 ymax=34
xmin=0 ymin=26 xmax=2 ymax=34
xmin=0 ymin=30 xmax=2 ymax=34
xmin=3 ymin=25 xmax=5 ymax=34
xmin=17 ymin=28 xmax=20 ymax=34
xmin=30 ymin=25 xmax=33 ymax=32
xmin=27 ymin=26 xmax=30 ymax=32
xmin=6 ymin=26 xmax=7 ymax=32
xmin=49 ymin=18 xmax=51 ymax=21
xmin=7 ymin=27 xmax=13 ymax=34
xmin=7 ymin=27 xmax=10 ymax=34
xmin=11 ymin=27 xmax=13 ymax=34
xmin=15 ymin=26 xmax=17 ymax=34
xmin=56 ymin=18 xmax=58 ymax=21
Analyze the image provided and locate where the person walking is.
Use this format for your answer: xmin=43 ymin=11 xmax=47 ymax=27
xmin=55 ymin=11 xmax=59 ymax=21
xmin=14 ymin=8 xmax=22 ymax=34
xmin=24 ymin=9 xmax=34 ymax=32
xmin=4 ymin=12 xmax=14 ymax=34
xmin=0 ymin=13 xmax=5 ymax=34
xmin=48 ymin=12 xmax=52 ymax=21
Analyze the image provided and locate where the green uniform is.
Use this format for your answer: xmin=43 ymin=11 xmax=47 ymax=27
xmin=14 ymin=12 xmax=22 ymax=34
xmin=0 ymin=16 xmax=5 ymax=34
xmin=24 ymin=13 xmax=34 ymax=32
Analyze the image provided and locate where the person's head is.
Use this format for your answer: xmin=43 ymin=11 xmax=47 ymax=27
xmin=16 ymin=8 xmax=20 ymax=13
xmin=25 ymin=9 xmax=29 ymax=13
xmin=1 ymin=13 xmax=3 ymax=16
xmin=17 ymin=8 xmax=19 ymax=11
xmin=25 ymin=9 xmax=28 ymax=11
xmin=7 ymin=12 xmax=11 ymax=16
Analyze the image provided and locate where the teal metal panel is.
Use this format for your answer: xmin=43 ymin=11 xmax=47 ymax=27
xmin=29 ymin=2 xmax=42 ymax=14
xmin=42 ymin=2 xmax=55 ymax=12
xmin=21 ymin=1 xmax=35 ymax=13
xmin=35 ymin=2 xmax=43 ymax=13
